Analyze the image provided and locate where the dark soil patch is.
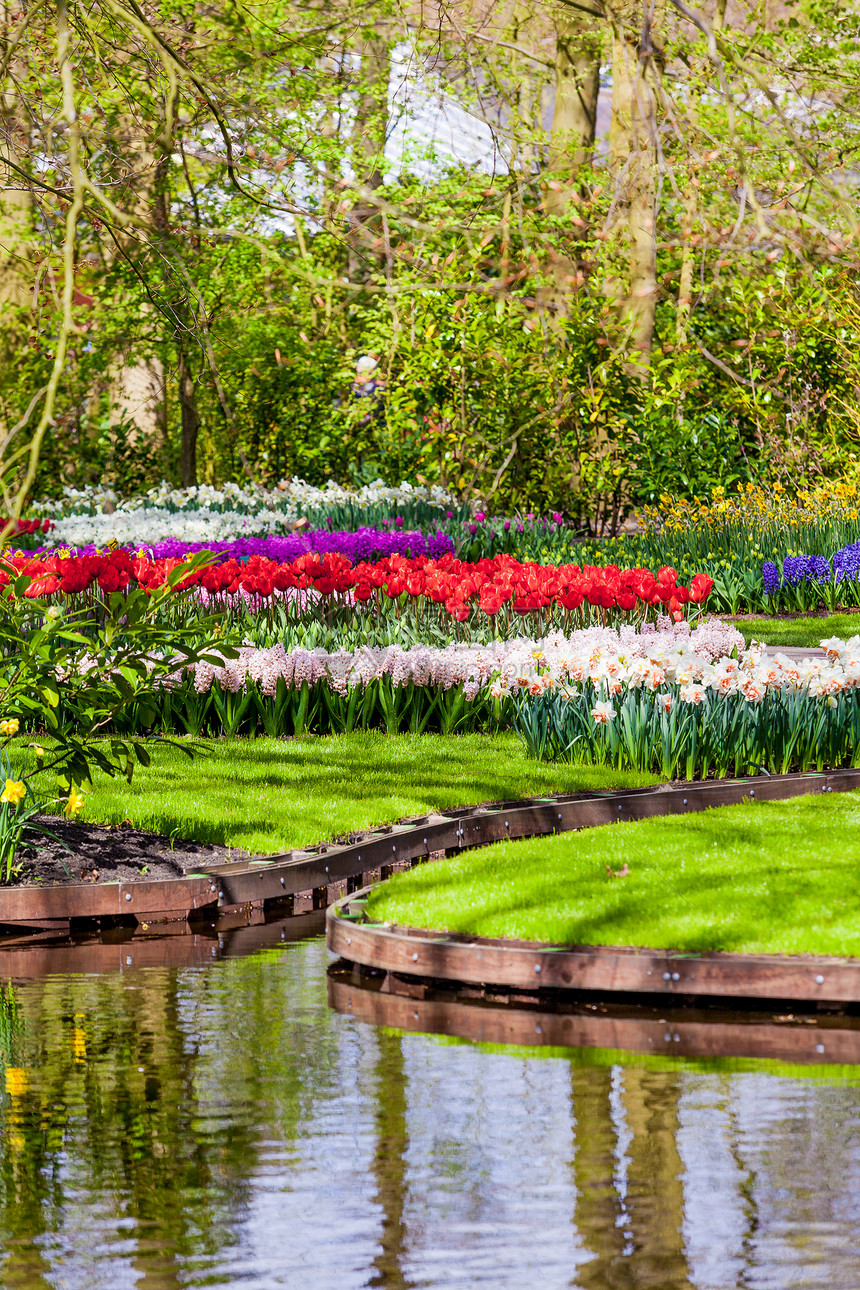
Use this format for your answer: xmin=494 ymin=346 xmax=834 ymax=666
xmin=14 ymin=816 xmax=252 ymax=888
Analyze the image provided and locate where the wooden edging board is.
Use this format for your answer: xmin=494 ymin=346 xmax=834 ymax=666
xmin=3 ymin=766 xmax=860 ymax=935
xmin=327 ymin=970 xmax=860 ymax=1067
xmin=327 ymin=895 xmax=860 ymax=1007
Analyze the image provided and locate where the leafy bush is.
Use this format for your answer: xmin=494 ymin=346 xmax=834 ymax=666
xmin=0 ymin=558 xmax=231 ymax=793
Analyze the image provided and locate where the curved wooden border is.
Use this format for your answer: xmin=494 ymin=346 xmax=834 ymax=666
xmin=326 ymin=894 xmax=860 ymax=1008
xmin=328 ymin=970 xmax=860 ymax=1067
xmin=2 ymin=766 xmax=860 ymax=935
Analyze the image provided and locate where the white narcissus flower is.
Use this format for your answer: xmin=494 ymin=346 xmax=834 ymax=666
xmin=591 ymin=699 xmax=616 ymax=724
xmin=820 ymin=636 xmax=846 ymax=659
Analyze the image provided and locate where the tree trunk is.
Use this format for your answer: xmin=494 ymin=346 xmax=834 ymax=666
xmin=619 ymin=1068 xmax=694 ymax=1287
xmin=348 ymin=25 xmax=391 ymax=279
xmin=571 ymin=1067 xmax=628 ymax=1284
xmin=0 ymin=8 xmax=33 ymax=309
xmin=545 ymin=16 xmax=602 ymax=216
xmin=605 ymin=2 xmax=663 ymax=364
xmin=178 ymin=348 xmax=200 ymax=487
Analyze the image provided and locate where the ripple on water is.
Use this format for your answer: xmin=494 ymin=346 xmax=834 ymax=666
xmin=0 ymin=933 xmax=858 ymax=1289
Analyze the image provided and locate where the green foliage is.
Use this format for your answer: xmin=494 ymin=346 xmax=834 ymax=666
xmin=0 ymin=558 xmax=233 ymax=793
xmin=513 ymin=685 xmax=860 ymax=780
xmin=0 ymin=775 xmax=71 ymax=884
xmin=4 ymin=0 xmax=860 ymax=525
xmin=108 ymin=672 xmax=510 ymax=740
xmin=20 ymin=218 xmax=860 ymax=525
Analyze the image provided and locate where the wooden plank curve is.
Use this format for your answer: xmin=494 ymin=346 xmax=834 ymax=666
xmin=1 ymin=768 xmax=859 ymax=935
xmin=327 ymin=899 xmax=860 ymax=1006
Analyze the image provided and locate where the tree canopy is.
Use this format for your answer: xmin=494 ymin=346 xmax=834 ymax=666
xmin=1 ymin=0 xmax=858 ymax=526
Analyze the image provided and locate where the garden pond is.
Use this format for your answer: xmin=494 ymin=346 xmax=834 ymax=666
xmin=0 ymin=919 xmax=858 ymax=1289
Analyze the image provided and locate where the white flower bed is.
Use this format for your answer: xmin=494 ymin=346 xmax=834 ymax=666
xmin=181 ymin=619 xmax=748 ymax=698
xmin=33 ymin=477 xmax=460 ymax=545
xmin=498 ymin=632 xmax=860 ymax=704
xmin=40 ymin=508 xmax=290 ymax=548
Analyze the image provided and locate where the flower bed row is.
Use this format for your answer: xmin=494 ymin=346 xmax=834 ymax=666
xmin=576 ymin=480 xmax=860 ymax=615
xmin=506 ymin=637 xmax=860 ymax=779
xmin=1 ymin=550 xmax=715 ymax=628
xmin=24 ymin=620 xmax=860 ymax=779
xmin=50 ymin=622 xmax=745 ymax=740
xmin=1 ymin=518 xmax=53 ymax=536
xmin=34 ymin=528 xmax=455 ymax=566
xmin=11 ymin=599 xmax=859 ymax=779
xmin=30 ymin=477 xmax=467 ymax=545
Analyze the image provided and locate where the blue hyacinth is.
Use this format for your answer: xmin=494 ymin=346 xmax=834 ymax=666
xmin=834 ymin=540 xmax=860 ymax=585
xmin=762 ymin=561 xmax=781 ymax=594
xmin=763 ymin=542 xmax=860 ymax=598
xmin=781 ymin=553 xmax=831 ymax=586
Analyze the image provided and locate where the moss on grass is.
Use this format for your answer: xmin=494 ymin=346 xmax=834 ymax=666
xmin=42 ymin=732 xmax=655 ymax=854
xmin=367 ymin=791 xmax=860 ymax=957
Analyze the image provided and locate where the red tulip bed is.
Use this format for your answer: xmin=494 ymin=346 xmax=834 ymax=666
xmin=0 ymin=549 xmax=714 ymax=635
xmin=0 ymin=518 xmax=53 ymax=539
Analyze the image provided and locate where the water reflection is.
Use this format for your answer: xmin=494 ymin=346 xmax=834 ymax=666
xmin=0 ymin=928 xmax=857 ymax=1288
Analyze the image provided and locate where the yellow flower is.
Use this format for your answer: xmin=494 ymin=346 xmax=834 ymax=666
xmin=32 ymin=745 xmax=44 ymax=759
xmin=0 ymin=718 xmax=19 ymax=737
xmin=0 ymin=780 xmax=26 ymax=807
xmin=64 ymin=786 xmax=85 ymax=817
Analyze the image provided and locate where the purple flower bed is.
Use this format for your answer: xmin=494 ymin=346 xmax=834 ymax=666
xmin=40 ymin=528 xmax=455 ymax=564
xmin=834 ymin=541 xmax=860 ymax=584
xmin=762 ymin=541 xmax=860 ymax=609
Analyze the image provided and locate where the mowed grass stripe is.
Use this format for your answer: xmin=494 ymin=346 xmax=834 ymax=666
xmin=729 ymin=611 xmax=860 ymax=648
xmin=367 ymin=791 xmax=860 ymax=958
xmin=37 ymin=732 xmax=656 ymax=854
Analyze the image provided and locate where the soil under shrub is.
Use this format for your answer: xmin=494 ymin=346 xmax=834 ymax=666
xmin=12 ymin=816 xmax=250 ymax=887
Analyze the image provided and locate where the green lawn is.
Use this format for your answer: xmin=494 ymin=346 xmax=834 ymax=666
xmin=366 ymin=791 xmax=860 ymax=957
xmin=40 ymin=733 xmax=656 ymax=854
xmin=729 ymin=611 xmax=860 ymax=648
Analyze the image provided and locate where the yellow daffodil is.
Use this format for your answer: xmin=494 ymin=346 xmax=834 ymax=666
xmin=1 ymin=779 xmax=26 ymax=806
xmin=64 ymin=786 xmax=85 ymax=817
xmin=0 ymin=718 xmax=19 ymax=737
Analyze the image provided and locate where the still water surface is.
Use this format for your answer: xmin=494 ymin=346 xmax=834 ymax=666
xmin=0 ymin=922 xmax=858 ymax=1289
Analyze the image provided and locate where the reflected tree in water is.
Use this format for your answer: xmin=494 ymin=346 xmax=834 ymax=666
xmin=370 ymin=1030 xmax=414 ymax=1290
xmin=572 ymin=1062 xmax=693 ymax=1289
xmin=0 ymin=951 xmax=346 ymax=1285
